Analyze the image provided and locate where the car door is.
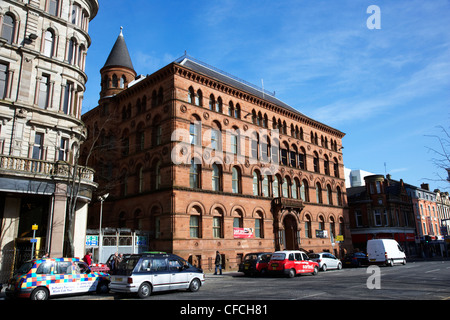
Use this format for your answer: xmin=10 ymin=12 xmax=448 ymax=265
xmin=169 ymin=257 xmax=189 ymax=290
xmin=149 ymin=258 xmax=171 ymax=292
xmin=326 ymin=254 xmax=338 ymax=269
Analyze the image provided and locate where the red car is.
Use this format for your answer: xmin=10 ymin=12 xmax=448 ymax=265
xmin=268 ymin=250 xmax=319 ymax=278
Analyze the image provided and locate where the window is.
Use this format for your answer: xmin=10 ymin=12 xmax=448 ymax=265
xmin=1 ymin=14 xmax=15 ymax=44
xmin=32 ymin=133 xmax=44 ymax=160
xmin=71 ymin=3 xmax=81 ymax=26
xmin=36 ymin=261 xmax=53 ymax=274
xmin=212 ymin=163 xmax=221 ymax=191
xmin=190 ymin=215 xmax=199 ymax=238
xmin=374 ymin=210 xmax=382 ymax=226
xmin=215 ymin=97 xmax=222 ymax=113
xmin=252 ymin=171 xmax=260 ymax=196
xmin=262 ymin=175 xmax=269 ymax=197
xmin=190 ymin=158 xmax=201 ymax=188
xmin=48 ymin=0 xmax=59 ymax=16
xmin=56 ymin=261 xmax=72 ymax=274
xmin=68 ymin=38 xmax=78 ymax=64
xmin=280 ymin=148 xmax=288 ymax=166
xmin=316 ymin=183 xmax=322 ymax=204
xmin=282 ymin=178 xmax=289 ymax=198
xmin=255 ymin=218 xmax=262 ymax=238
xmin=299 ymin=149 xmax=306 ymax=170
xmin=188 ymin=87 xmax=194 ymax=104
xmin=44 ymin=30 xmax=55 ymax=57
xmin=190 ymin=122 xmax=200 ymax=145
xmin=138 ymin=166 xmax=144 ymax=193
xmin=292 ymin=179 xmax=298 ymax=199
xmin=0 ymin=62 xmax=9 ymax=99
xmin=211 ymin=128 xmax=221 ymax=150
xmin=230 ymin=131 xmax=238 ymax=154
xmin=213 ymin=216 xmax=222 ymax=238
xmin=272 ymin=176 xmax=280 ymax=198
xmin=195 ymin=89 xmax=202 ymax=106
xmin=58 ymin=137 xmax=69 ymax=161
xmin=327 ymin=185 xmax=333 ymax=205
xmin=305 ymin=215 xmax=312 ymax=238
xmin=232 ymin=167 xmax=241 ymax=193
xmin=313 ymin=152 xmax=320 ymax=173
xmin=38 ymin=75 xmax=50 ymax=108
xmin=63 ymin=81 xmax=74 ymax=114
xmin=154 ymin=161 xmax=161 ymax=190
xmin=300 ymin=179 xmax=308 ymax=202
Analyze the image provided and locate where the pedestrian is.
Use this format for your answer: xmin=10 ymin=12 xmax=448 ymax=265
xmin=214 ymin=251 xmax=222 ymax=275
xmin=83 ymin=251 xmax=93 ymax=266
xmin=42 ymin=252 xmax=50 ymax=258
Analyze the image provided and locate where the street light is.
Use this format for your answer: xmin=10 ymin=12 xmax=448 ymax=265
xmin=98 ymin=193 xmax=109 ymax=263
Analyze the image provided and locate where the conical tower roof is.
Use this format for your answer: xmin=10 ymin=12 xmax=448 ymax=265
xmin=103 ymin=27 xmax=134 ymax=71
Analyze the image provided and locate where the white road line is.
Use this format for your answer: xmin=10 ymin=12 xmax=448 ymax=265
xmin=425 ymin=269 xmax=440 ymax=273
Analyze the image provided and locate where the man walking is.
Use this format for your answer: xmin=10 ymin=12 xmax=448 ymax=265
xmin=214 ymin=251 xmax=222 ymax=275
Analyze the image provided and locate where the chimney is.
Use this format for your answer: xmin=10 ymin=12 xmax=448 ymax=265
xmin=421 ymin=183 xmax=429 ymax=191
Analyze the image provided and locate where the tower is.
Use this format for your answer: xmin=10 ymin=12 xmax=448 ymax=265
xmin=99 ymin=27 xmax=136 ymax=101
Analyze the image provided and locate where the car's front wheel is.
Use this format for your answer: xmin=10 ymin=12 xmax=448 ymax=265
xmin=188 ymin=278 xmax=201 ymax=292
xmin=311 ymin=266 xmax=319 ymax=276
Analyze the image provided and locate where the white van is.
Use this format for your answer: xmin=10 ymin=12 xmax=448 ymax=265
xmin=367 ymin=239 xmax=406 ymax=266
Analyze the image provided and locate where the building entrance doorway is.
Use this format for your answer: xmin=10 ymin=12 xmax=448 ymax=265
xmin=283 ymin=214 xmax=298 ymax=250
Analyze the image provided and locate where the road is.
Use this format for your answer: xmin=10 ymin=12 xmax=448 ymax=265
xmin=120 ymin=259 xmax=450 ymax=300
xmin=2 ymin=259 xmax=449 ymax=304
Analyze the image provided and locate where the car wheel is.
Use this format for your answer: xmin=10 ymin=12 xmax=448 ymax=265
xmin=312 ymin=266 xmax=319 ymax=276
xmin=31 ymin=287 xmax=49 ymax=300
xmin=96 ymin=280 xmax=109 ymax=294
xmin=337 ymin=262 xmax=342 ymax=270
xmin=288 ymin=269 xmax=296 ymax=278
xmin=387 ymin=259 xmax=394 ymax=267
xmin=138 ymin=282 xmax=152 ymax=299
xmin=188 ymin=278 xmax=201 ymax=292
xmin=402 ymin=258 xmax=406 ymax=265
xmin=322 ymin=264 xmax=327 ymax=272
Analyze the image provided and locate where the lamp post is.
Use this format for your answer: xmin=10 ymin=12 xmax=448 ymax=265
xmin=98 ymin=193 xmax=109 ymax=263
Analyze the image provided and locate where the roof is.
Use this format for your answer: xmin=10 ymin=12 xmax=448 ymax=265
xmin=173 ymin=55 xmax=345 ymax=137
xmin=174 ymin=55 xmax=305 ymax=117
xmin=103 ymin=28 xmax=134 ymax=71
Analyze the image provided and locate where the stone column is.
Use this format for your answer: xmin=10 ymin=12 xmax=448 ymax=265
xmin=49 ymin=183 xmax=68 ymax=257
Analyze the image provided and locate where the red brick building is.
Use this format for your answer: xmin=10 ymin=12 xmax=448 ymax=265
xmin=81 ymin=31 xmax=352 ymax=271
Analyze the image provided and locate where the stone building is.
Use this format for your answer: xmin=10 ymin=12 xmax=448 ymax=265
xmin=0 ymin=0 xmax=99 ymax=280
xmin=82 ymin=30 xmax=352 ymax=271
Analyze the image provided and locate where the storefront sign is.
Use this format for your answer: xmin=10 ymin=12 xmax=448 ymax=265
xmin=233 ymin=228 xmax=254 ymax=239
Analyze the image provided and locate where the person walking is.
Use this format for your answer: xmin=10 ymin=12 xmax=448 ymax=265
xmin=214 ymin=251 xmax=222 ymax=275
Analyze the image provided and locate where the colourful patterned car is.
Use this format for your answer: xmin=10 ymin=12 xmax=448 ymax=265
xmin=6 ymin=257 xmax=110 ymax=300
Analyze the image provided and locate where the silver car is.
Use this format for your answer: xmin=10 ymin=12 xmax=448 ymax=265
xmin=109 ymin=253 xmax=205 ymax=298
xmin=309 ymin=252 xmax=342 ymax=271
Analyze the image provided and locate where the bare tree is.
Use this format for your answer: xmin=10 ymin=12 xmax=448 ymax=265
xmin=426 ymin=125 xmax=450 ymax=186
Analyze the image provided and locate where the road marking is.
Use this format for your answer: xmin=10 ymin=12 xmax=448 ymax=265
xmin=425 ymin=269 xmax=440 ymax=273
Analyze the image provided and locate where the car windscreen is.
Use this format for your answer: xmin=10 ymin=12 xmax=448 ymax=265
xmin=15 ymin=261 xmax=33 ymax=275
xmin=115 ymin=256 xmax=141 ymax=275
xmin=270 ymin=253 xmax=286 ymax=260
xmin=244 ymin=254 xmax=259 ymax=261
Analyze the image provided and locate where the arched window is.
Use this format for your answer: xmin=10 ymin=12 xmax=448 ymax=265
xmin=212 ymin=163 xmax=222 ymax=192
xmin=262 ymin=175 xmax=269 ymax=197
xmin=313 ymin=152 xmax=320 ymax=173
xmin=255 ymin=211 xmax=264 ymax=238
xmin=120 ymin=75 xmax=125 ymax=88
xmin=2 ymin=14 xmax=15 ymax=44
xmin=190 ymin=158 xmax=201 ymax=188
xmin=336 ymin=186 xmax=342 ymax=206
xmin=209 ymin=94 xmax=215 ymax=110
xmin=232 ymin=167 xmax=241 ymax=194
xmin=324 ymin=155 xmax=330 ymax=175
xmin=188 ymin=87 xmax=194 ymax=104
xmin=68 ymin=38 xmax=77 ymax=64
xmin=215 ymin=97 xmax=222 ymax=113
xmin=137 ymin=165 xmax=144 ymax=193
xmin=189 ymin=205 xmax=202 ymax=238
xmin=252 ymin=171 xmax=260 ymax=196
xmin=299 ymin=147 xmax=306 ymax=170
xmin=44 ymin=30 xmax=55 ymax=57
xmin=327 ymin=184 xmax=333 ymax=205
xmin=300 ymin=179 xmax=309 ymax=202
xmin=272 ymin=175 xmax=280 ymax=198
xmin=233 ymin=209 xmax=243 ymax=229
xmin=304 ymin=214 xmax=312 ymax=238
xmin=211 ymin=121 xmax=222 ymax=151
xmin=334 ymin=158 xmax=340 ymax=177
xmin=282 ymin=177 xmax=289 ymax=198
xmin=112 ymin=74 xmax=118 ymax=88
xmin=154 ymin=160 xmax=161 ymax=190
xmin=228 ymin=101 xmax=234 ymax=117
xmin=195 ymin=89 xmax=202 ymax=106
xmin=292 ymin=178 xmax=299 ymax=199
xmin=212 ymin=207 xmax=224 ymax=238
xmin=316 ymin=183 xmax=323 ymax=204
xmin=235 ymin=104 xmax=241 ymax=119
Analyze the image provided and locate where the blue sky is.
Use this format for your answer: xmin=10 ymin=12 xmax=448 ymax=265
xmin=82 ymin=0 xmax=450 ymax=191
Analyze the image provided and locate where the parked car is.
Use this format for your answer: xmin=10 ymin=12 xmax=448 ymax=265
xmin=309 ymin=252 xmax=342 ymax=271
xmin=238 ymin=252 xmax=272 ymax=276
xmin=367 ymin=239 xmax=406 ymax=266
xmin=6 ymin=257 xmax=110 ymax=300
xmin=109 ymin=252 xmax=205 ymax=298
xmin=343 ymin=252 xmax=369 ymax=267
xmin=268 ymin=250 xmax=319 ymax=278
